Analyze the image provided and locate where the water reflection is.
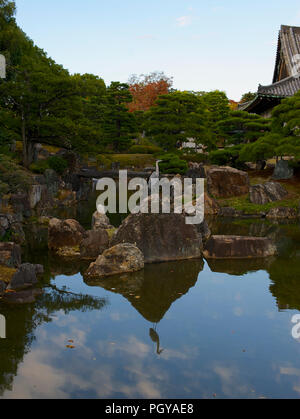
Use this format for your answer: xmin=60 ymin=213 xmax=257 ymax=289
xmin=85 ymin=260 xmax=204 ymax=323
xmin=149 ymin=326 xmax=164 ymax=355
xmin=2 ymin=221 xmax=300 ymax=398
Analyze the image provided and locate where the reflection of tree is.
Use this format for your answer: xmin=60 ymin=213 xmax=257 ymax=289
xmin=86 ymin=259 xmax=203 ymax=323
xmin=269 ymin=255 xmax=300 ymax=311
xmin=0 ymin=283 xmax=108 ymax=397
xmin=206 ymin=257 xmax=275 ymax=276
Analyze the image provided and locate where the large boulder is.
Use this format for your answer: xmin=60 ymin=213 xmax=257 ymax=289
xmin=111 ymin=213 xmax=202 ymax=263
xmin=80 ymin=229 xmax=110 ymax=260
xmin=85 ymin=243 xmax=144 ymax=279
xmin=0 ymin=242 xmax=21 ymax=267
xmin=203 ymin=235 xmax=277 ymax=259
xmin=48 ymin=218 xmax=85 ymax=250
xmin=272 ymin=160 xmax=294 ymax=180
xmin=266 ymin=207 xmax=298 ymax=219
xmin=207 ymin=167 xmax=250 ymax=198
xmin=8 ymin=263 xmax=44 ymax=290
xmin=250 ymin=182 xmax=288 ymax=205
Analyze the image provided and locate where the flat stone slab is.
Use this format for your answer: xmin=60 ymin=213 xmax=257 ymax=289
xmin=203 ymin=235 xmax=277 ymax=259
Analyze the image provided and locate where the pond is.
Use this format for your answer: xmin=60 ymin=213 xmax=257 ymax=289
xmin=1 ymin=219 xmax=300 ymax=399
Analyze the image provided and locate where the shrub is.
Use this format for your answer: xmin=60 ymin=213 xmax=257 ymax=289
xmin=0 ymin=155 xmax=32 ymax=194
xmin=182 ymin=153 xmax=208 ymax=164
xmin=96 ymin=154 xmax=112 ymax=169
xmin=30 ymin=160 xmax=50 ymax=174
xmin=158 ymin=154 xmax=188 ymax=175
xmin=48 ymin=156 xmax=68 ymax=174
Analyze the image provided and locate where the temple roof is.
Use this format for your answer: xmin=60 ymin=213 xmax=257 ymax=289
xmin=273 ymin=25 xmax=300 ymax=82
xmin=258 ymin=75 xmax=300 ymax=97
xmin=240 ymin=25 xmax=300 ymax=114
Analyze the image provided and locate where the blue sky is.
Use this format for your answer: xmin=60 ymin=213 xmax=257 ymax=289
xmin=15 ymin=0 xmax=300 ymax=100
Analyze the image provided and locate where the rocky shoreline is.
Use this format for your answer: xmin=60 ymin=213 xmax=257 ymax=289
xmin=1 ymin=163 xmax=299 ymax=304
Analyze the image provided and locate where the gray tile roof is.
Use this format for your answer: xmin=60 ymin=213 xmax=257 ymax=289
xmin=273 ymin=25 xmax=300 ymax=82
xmin=258 ymin=75 xmax=300 ymax=97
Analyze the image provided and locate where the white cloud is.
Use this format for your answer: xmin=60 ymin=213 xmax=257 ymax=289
xmin=176 ymin=16 xmax=192 ymax=28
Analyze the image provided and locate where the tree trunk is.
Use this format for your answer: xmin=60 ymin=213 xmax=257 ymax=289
xmin=21 ymin=110 xmax=34 ymax=168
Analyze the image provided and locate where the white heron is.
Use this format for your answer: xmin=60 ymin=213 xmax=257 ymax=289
xmin=149 ymin=160 xmax=163 ymax=191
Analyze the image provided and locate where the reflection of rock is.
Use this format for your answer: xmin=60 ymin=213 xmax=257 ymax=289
xmin=86 ymin=260 xmax=203 ymax=323
xmin=2 ymin=288 xmax=43 ymax=304
xmin=206 ymin=257 xmax=275 ymax=276
xmin=250 ymin=182 xmax=288 ymax=205
xmin=207 ymin=167 xmax=250 ymax=198
xmin=0 ymin=242 xmax=21 ymax=267
xmin=48 ymin=252 xmax=89 ymax=277
xmin=111 ymin=213 xmax=202 ymax=263
xmin=204 ymin=236 xmax=277 ymax=259
xmin=85 ymin=243 xmax=144 ymax=279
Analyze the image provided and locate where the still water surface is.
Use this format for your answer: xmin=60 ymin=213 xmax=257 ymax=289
xmin=1 ymin=220 xmax=300 ymax=399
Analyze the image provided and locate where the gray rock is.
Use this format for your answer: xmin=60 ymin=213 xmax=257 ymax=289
xmin=207 ymin=167 xmax=250 ymax=198
xmin=266 ymin=207 xmax=298 ymax=219
xmin=272 ymin=160 xmax=294 ymax=180
xmin=250 ymin=182 xmax=288 ymax=205
xmin=80 ymin=229 xmax=110 ymax=259
xmin=204 ymin=236 xmax=277 ymax=259
xmin=85 ymin=243 xmax=144 ymax=279
xmin=9 ymin=263 xmax=40 ymax=290
xmin=111 ymin=213 xmax=202 ymax=263
xmin=92 ymin=211 xmax=112 ymax=230
xmin=48 ymin=218 xmax=86 ymax=250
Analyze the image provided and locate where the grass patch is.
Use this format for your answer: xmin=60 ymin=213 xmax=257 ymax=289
xmin=218 ymin=194 xmax=299 ymax=214
xmin=0 ymin=265 xmax=17 ymax=284
xmin=96 ymin=154 xmax=156 ymax=170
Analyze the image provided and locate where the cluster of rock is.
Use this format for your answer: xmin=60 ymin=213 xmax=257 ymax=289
xmin=0 ymin=242 xmax=43 ymax=304
xmin=205 ymin=166 xmax=300 ymax=220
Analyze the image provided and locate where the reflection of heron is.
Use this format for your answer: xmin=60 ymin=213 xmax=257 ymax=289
xmin=149 ymin=324 xmax=164 ymax=355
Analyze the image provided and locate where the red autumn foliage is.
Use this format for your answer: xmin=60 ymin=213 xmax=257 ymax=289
xmin=128 ymin=72 xmax=173 ymax=112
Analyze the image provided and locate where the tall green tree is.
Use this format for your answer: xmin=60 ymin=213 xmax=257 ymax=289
xmin=239 ymin=92 xmax=300 ymax=163
xmin=102 ymin=82 xmax=136 ymax=152
xmin=144 ymin=91 xmax=211 ymax=151
xmin=216 ymin=110 xmax=270 ymax=146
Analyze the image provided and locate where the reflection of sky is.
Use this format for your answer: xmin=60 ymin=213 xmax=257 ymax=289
xmin=3 ymin=262 xmax=300 ymax=399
